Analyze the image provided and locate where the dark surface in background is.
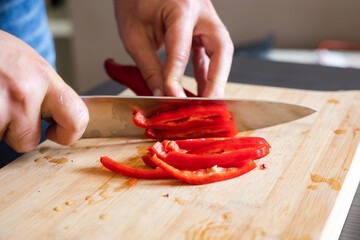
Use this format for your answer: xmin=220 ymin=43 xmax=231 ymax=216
xmin=187 ymin=57 xmax=360 ymax=91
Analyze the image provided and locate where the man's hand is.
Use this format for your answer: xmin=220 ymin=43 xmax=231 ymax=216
xmin=0 ymin=30 xmax=89 ymax=153
xmin=114 ymin=0 xmax=234 ymax=97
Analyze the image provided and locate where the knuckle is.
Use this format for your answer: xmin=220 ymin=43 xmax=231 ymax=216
xmin=5 ymin=59 xmax=49 ymax=108
xmin=9 ymin=129 xmax=40 ymax=153
xmin=141 ymin=67 xmax=161 ymax=84
xmin=223 ymin=38 xmax=234 ymax=55
xmin=215 ymin=27 xmax=234 ymax=54
xmin=8 ymin=80 xmax=32 ymax=107
xmin=168 ymin=52 xmax=189 ymax=67
xmin=123 ymin=38 xmax=136 ymax=55
xmin=178 ymin=0 xmax=192 ymax=10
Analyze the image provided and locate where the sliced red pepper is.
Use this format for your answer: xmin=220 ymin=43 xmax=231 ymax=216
xmin=141 ymin=153 xmax=157 ymax=169
xmin=100 ymin=156 xmax=173 ymax=179
xmin=173 ymin=138 xmax=229 ymax=151
xmin=133 ymin=105 xmax=232 ymax=130
xmin=174 ymin=137 xmax=269 ymax=152
xmin=150 ymin=154 xmax=257 ymax=185
xmin=145 ymin=119 xmax=238 ymax=140
xmin=223 ymin=147 xmax=270 ymax=167
xmin=163 ymin=146 xmax=269 ymax=170
xmin=162 ymin=140 xmax=186 ymax=153
xmin=188 ymin=137 xmax=270 ymax=155
xmin=144 ymin=137 xmax=270 ymax=169
xmin=147 ymin=141 xmax=167 ymax=159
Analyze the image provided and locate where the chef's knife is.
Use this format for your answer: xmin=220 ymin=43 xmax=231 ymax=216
xmin=81 ymin=96 xmax=316 ymax=138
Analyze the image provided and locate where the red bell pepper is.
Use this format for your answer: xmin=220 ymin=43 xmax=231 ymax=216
xmin=188 ymin=137 xmax=270 ymax=155
xmin=144 ymin=137 xmax=270 ymax=169
xmin=132 ymin=102 xmax=238 ymax=140
xmin=162 ymin=140 xmax=186 ymax=153
xmin=142 ymin=141 xmax=184 ymax=169
xmin=133 ymin=105 xmax=232 ymax=130
xmin=104 ymin=59 xmax=196 ymax=97
xmin=142 ymin=153 xmax=157 ymax=169
xmin=223 ymin=147 xmax=270 ymax=167
xmin=100 ymin=156 xmax=173 ymax=179
xmin=101 ymin=136 xmax=270 ymax=185
xmin=163 ymin=146 xmax=268 ymax=170
xmin=150 ymin=154 xmax=257 ymax=185
xmin=174 ymin=137 xmax=269 ymax=152
xmin=145 ymin=119 xmax=238 ymax=140
xmin=147 ymin=141 xmax=167 ymax=159
xmin=172 ymin=138 xmax=229 ymax=151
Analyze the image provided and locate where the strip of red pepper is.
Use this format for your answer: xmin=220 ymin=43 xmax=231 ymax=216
xmin=145 ymin=119 xmax=238 ymax=140
xmin=142 ymin=140 xmax=184 ymax=169
xmin=188 ymin=137 xmax=270 ymax=155
xmin=162 ymin=140 xmax=184 ymax=153
xmin=133 ymin=105 xmax=232 ymax=130
xmin=172 ymin=138 xmax=229 ymax=151
xmin=150 ymin=154 xmax=257 ymax=185
xmin=147 ymin=141 xmax=167 ymax=159
xmin=163 ymin=146 xmax=269 ymax=170
xmin=142 ymin=153 xmax=158 ymax=169
xmin=100 ymin=156 xmax=173 ymax=179
xmin=174 ymin=137 xmax=270 ymax=151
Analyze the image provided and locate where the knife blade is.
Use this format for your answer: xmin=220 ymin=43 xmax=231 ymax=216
xmin=81 ymin=96 xmax=316 ymax=138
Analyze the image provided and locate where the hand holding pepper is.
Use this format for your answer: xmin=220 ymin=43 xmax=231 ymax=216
xmin=113 ymin=0 xmax=234 ymax=97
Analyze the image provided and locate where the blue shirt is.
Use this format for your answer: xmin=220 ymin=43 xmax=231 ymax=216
xmin=0 ymin=0 xmax=56 ymax=68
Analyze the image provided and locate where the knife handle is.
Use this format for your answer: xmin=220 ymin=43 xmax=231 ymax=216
xmin=104 ymin=59 xmax=196 ymax=97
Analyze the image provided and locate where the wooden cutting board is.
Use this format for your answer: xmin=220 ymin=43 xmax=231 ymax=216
xmin=1 ymin=78 xmax=359 ymax=240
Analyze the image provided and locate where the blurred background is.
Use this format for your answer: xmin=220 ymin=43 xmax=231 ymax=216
xmin=46 ymin=0 xmax=360 ymax=94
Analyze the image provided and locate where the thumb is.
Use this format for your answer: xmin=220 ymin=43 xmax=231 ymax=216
xmin=42 ymin=80 xmax=89 ymax=145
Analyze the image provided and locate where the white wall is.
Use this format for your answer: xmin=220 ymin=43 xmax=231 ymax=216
xmin=69 ymin=0 xmax=133 ymax=93
xmin=212 ymin=0 xmax=360 ymax=48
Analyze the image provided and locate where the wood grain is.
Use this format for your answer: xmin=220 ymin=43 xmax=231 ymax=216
xmin=0 ymin=78 xmax=359 ymax=240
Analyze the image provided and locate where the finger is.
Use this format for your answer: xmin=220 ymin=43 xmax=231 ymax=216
xmin=200 ymin=27 xmax=234 ymax=98
xmin=163 ymin=10 xmax=194 ymax=97
xmin=42 ymin=81 xmax=89 ymax=146
xmin=123 ymin=28 xmax=164 ymax=96
xmin=0 ymin=98 xmax=10 ymax=140
xmin=2 ymin=84 xmax=43 ymax=152
xmin=192 ymin=46 xmax=209 ymax=96
xmin=3 ymin=109 xmax=42 ymax=153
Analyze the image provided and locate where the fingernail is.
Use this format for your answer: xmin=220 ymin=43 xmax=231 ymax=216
xmin=177 ymin=90 xmax=187 ymax=98
xmin=152 ymin=88 xmax=163 ymax=96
